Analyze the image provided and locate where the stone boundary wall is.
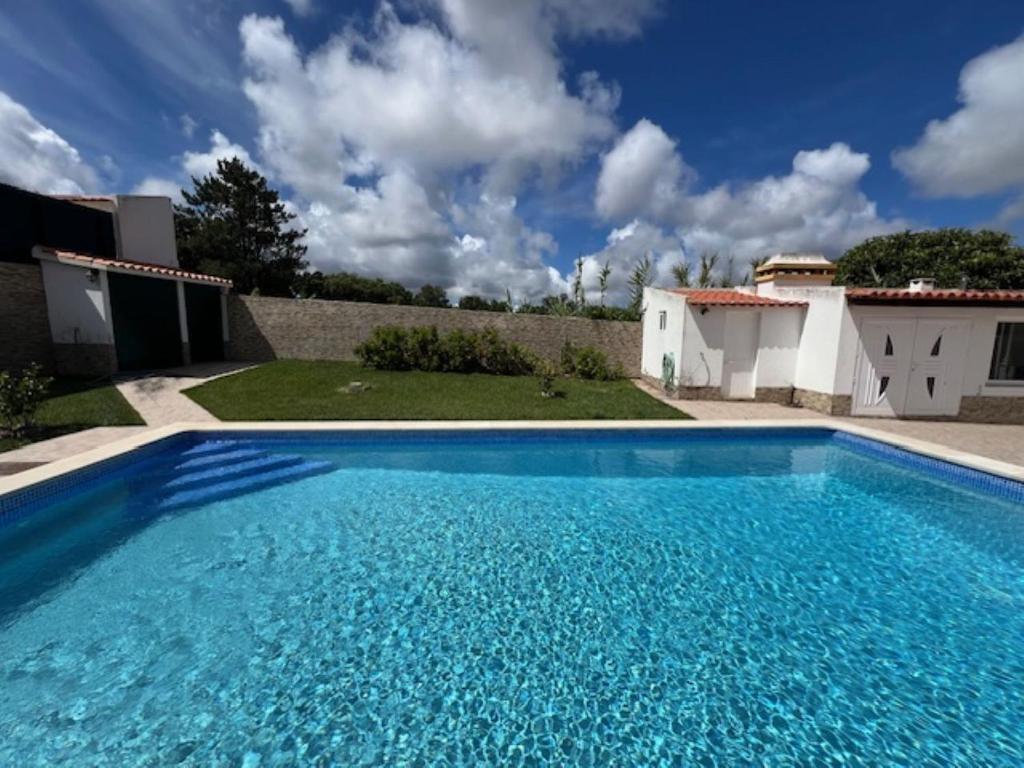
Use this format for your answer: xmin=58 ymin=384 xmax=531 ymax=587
xmin=226 ymin=295 xmax=642 ymax=375
xmin=0 ymin=263 xmax=54 ymax=373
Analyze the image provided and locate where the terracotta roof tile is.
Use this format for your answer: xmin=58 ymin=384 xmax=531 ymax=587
xmin=846 ymin=287 xmax=1024 ymax=304
xmin=667 ymin=288 xmax=808 ymax=307
xmin=36 ymin=248 xmax=232 ymax=287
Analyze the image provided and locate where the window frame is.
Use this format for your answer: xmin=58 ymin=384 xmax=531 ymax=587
xmin=987 ymin=320 xmax=1024 ymax=383
xmin=658 ymin=310 xmax=668 ymax=331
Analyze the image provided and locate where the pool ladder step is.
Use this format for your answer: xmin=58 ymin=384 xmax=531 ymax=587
xmin=143 ymin=442 xmax=336 ymax=511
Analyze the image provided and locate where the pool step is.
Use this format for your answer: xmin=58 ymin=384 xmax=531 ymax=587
xmin=156 ymin=459 xmax=334 ymax=510
xmin=162 ymin=453 xmax=306 ymax=490
xmin=178 ymin=440 xmax=243 ymax=458
xmin=175 ymin=447 xmax=266 ymax=470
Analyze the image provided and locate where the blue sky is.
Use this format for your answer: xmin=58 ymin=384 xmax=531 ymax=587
xmin=1 ymin=0 xmax=1022 ymax=301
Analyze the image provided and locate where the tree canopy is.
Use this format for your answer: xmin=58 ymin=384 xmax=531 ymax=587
xmin=294 ymin=271 xmax=414 ymax=304
xmin=174 ymin=157 xmax=307 ymax=296
xmin=834 ymin=229 xmax=1024 ymax=289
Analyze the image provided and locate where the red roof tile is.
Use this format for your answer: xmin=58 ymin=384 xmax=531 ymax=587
xmin=668 ymin=288 xmax=808 ymax=307
xmin=846 ymin=287 xmax=1024 ymax=305
xmin=36 ymin=248 xmax=232 ymax=287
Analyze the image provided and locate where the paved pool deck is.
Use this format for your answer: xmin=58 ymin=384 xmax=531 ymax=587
xmin=633 ymin=380 xmax=1024 ymax=468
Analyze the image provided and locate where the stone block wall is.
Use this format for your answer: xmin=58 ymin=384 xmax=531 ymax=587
xmin=0 ymin=263 xmax=54 ymax=372
xmin=226 ymin=295 xmax=642 ymax=375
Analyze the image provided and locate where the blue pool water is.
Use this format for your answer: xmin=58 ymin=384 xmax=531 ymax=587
xmin=1 ymin=429 xmax=1023 ymax=765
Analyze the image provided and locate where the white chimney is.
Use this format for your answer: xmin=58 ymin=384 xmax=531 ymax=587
xmin=908 ymin=277 xmax=935 ymax=293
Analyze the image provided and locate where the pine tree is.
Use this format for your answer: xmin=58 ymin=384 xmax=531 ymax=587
xmin=174 ymin=157 xmax=307 ymax=296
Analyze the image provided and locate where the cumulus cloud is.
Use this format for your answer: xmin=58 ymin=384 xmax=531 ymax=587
xmin=132 ymin=176 xmax=183 ymax=203
xmin=0 ymin=90 xmax=99 ymax=195
xmin=182 ymin=129 xmax=260 ymax=179
xmin=234 ymin=2 xmax=644 ymax=299
xmin=893 ymin=36 xmax=1024 ymax=197
xmin=587 ymin=121 xmax=907 ymax=288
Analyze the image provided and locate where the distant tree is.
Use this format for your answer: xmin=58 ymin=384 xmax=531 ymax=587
xmin=572 ymin=256 xmax=587 ymax=308
xmin=671 ymin=261 xmax=691 ymax=288
xmin=835 ymin=229 xmax=1024 ymax=289
xmin=458 ymin=295 xmax=510 ymax=312
xmin=175 ymin=157 xmax=306 ymax=296
xmin=718 ymin=256 xmax=736 ymax=288
xmin=696 ymin=252 xmax=718 ymax=288
xmin=597 ymin=261 xmax=612 ymax=306
xmin=294 ymin=271 xmax=414 ymax=304
xmin=413 ymin=284 xmax=450 ymax=307
xmin=628 ymin=254 xmax=653 ymax=313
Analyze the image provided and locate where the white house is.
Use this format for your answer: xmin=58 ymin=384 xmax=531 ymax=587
xmin=642 ymin=254 xmax=1024 ymax=423
xmin=0 ymin=183 xmax=232 ymax=377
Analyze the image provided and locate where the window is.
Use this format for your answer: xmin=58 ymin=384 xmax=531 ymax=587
xmin=989 ymin=322 xmax=1024 ymax=381
xmin=658 ymin=310 xmax=667 ymax=331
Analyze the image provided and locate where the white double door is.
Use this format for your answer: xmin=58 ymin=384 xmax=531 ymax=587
xmin=853 ymin=318 xmax=969 ymax=417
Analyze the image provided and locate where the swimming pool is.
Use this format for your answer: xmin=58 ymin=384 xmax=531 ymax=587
xmin=1 ymin=427 xmax=1022 ymax=765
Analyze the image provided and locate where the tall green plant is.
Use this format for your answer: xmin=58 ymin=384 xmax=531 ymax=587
xmin=628 ymin=254 xmax=653 ymax=312
xmin=0 ymin=362 xmax=53 ymax=436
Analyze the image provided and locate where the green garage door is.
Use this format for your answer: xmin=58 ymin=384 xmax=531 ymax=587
xmin=109 ymin=273 xmax=183 ymax=371
xmin=185 ymin=283 xmax=225 ymax=363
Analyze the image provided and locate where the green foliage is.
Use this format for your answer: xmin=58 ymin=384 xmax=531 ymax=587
xmin=355 ymin=326 xmax=536 ymax=376
xmin=572 ymin=256 xmax=586 ymax=308
xmin=834 ymin=229 xmax=1024 ymax=289
xmin=597 ymin=261 xmax=612 ymax=307
xmin=535 ymin=358 xmax=561 ymax=398
xmin=413 ymin=284 xmax=451 ymax=307
xmin=579 ymin=305 xmax=639 ymax=321
xmin=671 ymin=261 xmax=691 ymax=287
xmin=458 ymin=295 xmax=511 ymax=312
xmin=0 ymin=363 xmax=53 ymax=436
xmin=697 ymin=251 xmax=718 ymax=288
xmin=174 ymin=157 xmax=307 ymax=296
xmin=560 ymin=341 xmax=624 ymax=381
xmin=628 ymin=254 xmax=653 ymax=312
xmin=294 ymin=271 xmax=413 ymax=304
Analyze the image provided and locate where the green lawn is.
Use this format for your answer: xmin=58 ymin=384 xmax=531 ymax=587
xmin=0 ymin=379 xmax=145 ymax=453
xmin=184 ymin=360 xmax=689 ymax=421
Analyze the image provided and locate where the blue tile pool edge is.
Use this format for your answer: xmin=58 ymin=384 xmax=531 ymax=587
xmin=830 ymin=430 xmax=1024 ymax=504
xmin=1 ymin=426 xmax=1021 ymax=524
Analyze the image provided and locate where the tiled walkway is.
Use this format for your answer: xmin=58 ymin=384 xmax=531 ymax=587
xmin=634 ymin=379 xmax=1024 ymax=467
xmin=113 ymin=361 xmax=250 ymax=427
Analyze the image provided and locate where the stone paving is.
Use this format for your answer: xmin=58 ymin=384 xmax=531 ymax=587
xmin=634 ymin=379 xmax=1024 ymax=468
xmin=113 ymin=361 xmax=252 ymax=427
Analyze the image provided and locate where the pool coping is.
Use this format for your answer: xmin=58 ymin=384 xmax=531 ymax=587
xmin=1 ymin=418 xmax=1022 ymax=500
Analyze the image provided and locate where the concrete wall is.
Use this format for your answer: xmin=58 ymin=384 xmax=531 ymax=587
xmin=640 ymin=288 xmax=685 ymax=384
xmin=0 ymin=263 xmax=54 ymax=372
xmin=679 ymin=304 xmax=725 ymax=388
xmin=114 ymin=196 xmax=179 ymax=267
xmin=38 ymin=260 xmax=114 ymax=345
xmin=754 ymin=308 xmax=802 ymax=389
xmin=226 ymin=295 xmax=642 ymax=375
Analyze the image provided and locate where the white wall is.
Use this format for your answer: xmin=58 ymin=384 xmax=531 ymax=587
xmin=641 ymin=288 xmax=686 ymax=384
xmin=679 ymin=304 xmax=725 ymax=387
xmin=39 ymin=260 xmax=114 ymax=345
xmin=760 ymin=284 xmax=848 ymax=394
xmin=755 ymin=309 xmax=803 ymax=388
xmin=114 ymin=196 xmax=179 ymax=267
xmin=842 ymin=304 xmax=1024 ymax=399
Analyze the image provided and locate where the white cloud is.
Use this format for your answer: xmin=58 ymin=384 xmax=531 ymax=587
xmin=592 ymin=121 xmax=907 ymax=279
xmin=893 ymin=36 xmax=1024 ymax=197
xmin=595 ymin=118 xmax=694 ymax=221
xmin=234 ymin=3 xmax=645 ymax=299
xmin=179 ymin=113 xmax=197 ymax=138
xmin=132 ymin=176 xmax=183 ymax=203
xmin=0 ymin=90 xmax=99 ymax=194
xmin=283 ymin=0 xmax=314 ymax=16
xmin=182 ymin=129 xmax=260 ymax=179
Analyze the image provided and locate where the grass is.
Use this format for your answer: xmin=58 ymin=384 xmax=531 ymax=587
xmin=184 ymin=360 xmax=690 ymax=421
xmin=0 ymin=379 xmax=145 ymax=453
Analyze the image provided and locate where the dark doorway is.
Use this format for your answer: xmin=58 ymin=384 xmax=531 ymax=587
xmin=109 ymin=273 xmax=182 ymax=371
xmin=185 ymin=284 xmax=225 ymax=363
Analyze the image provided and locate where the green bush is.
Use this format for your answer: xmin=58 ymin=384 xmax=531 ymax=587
xmin=560 ymin=341 xmax=624 ymax=381
xmin=356 ymin=325 xmax=538 ymax=376
xmin=354 ymin=326 xmax=412 ymax=370
xmin=0 ymin=362 xmax=53 ymax=436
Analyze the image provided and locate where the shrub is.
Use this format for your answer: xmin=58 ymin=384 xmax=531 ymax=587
xmin=354 ymin=326 xmax=412 ymax=370
xmin=356 ymin=325 xmax=538 ymax=376
xmin=560 ymin=341 xmax=624 ymax=381
xmin=0 ymin=362 xmax=53 ymax=436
